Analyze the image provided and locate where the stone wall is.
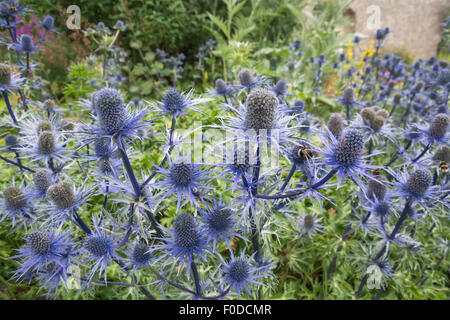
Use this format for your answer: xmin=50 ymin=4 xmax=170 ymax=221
xmin=348 ymin=0 xmax=450 ymax=60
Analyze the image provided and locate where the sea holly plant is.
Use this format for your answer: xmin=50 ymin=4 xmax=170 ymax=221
xmin=0 ymin=3 xmax=449 ymax=300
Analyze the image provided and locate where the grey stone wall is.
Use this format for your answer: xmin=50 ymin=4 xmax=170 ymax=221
xmin=348 ymin=0 xmax=449 ymax=59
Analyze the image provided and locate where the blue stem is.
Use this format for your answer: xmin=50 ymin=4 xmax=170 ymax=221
xmin=2 ymin=91 xmax=17 ymax=125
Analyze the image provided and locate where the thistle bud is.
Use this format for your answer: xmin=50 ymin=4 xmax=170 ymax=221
xmin=406 ymin=169 xmax=432 ymax=198
xmin=238 ymin=68 xmax=255 ymax=87
xmin=26 ymin=231 xmax=51 ymax=255
xmin=37 ymin=120 xmax=52 ymax=135
xmin=334 ymin=129 xmax=365 ymax=166
xmin=173 ymin=213 xmax=200 ymax=248
xmin=429 ymin=113 xmax=449 ymax=141
xmin=33 ymin=169 xmax=52 ymax=192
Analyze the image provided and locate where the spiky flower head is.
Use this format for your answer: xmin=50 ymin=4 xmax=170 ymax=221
xmin=173 ymin=213 xmax=200 ymax=249
xmin=342 ymin=87 xmax=355 ymax=105
xmin=20 ymin=34 xmax=34 ymax=52
xmin=37 ymin=120 xmax=52 ymax=134
xmin=271 ymin=79 xmax=287 ymax=96
xmin=220 ymin=252 xmax=266 ymax=297
xmin=162 ymin=88 xmax=184 ymax=114
xmin=37 ymin=131 xmax=55 ymax=155
xmin=85 ymin=234 xmax=113 ymax=258
xmin=429 ymin=113 xmax=449 ymax=141
xmin=200 ymin=201 xmax=239 ymax=248
xmin=327 ymin=113 xmax=344 ymax=137
xmin=374 ymin=200 xmax=391 ymax=217
xmin=26 ymin=231 xmax=51 ymax=256
xmin=94 ymin=136 xmax=112 ymax=157
xmin=5 ymin=134 xmax=18 ymax=148
xmin=94 ymin=88 xmax=126 ymax=134
xmin=42 ymin=15 xmax=54 ymax=30
xmin=334 ymin=129 xmax=365 ymax=166
xmin=238 ymin=68 xmax=255 ymax=88
xmin=406 ymin=169 xmax=432 ymax=198
xmin=0 ymin=63 xmax=11 ymax=86
xmin=170 ymin=162 xmax=194 ymax=187
xmin=47 ymin=181 xmax=76 ymax=210
xmin=245 ymin=88 xmax=278 ymax=130
xmin=130 ymin=242 xmax=152 ymax=268
xmin=3 ymin=186 xmax=26 ymax=210
xmin=361 ymin=106 xmax=388 ymax=132
xmin=215 ymin=78 xmax=229 ymax=95
xmin=33 ymin=169 xmax=52 ymax=193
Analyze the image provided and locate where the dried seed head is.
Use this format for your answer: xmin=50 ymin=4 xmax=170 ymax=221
xmin=327 ymin=113 xmax=344 ymax=137
xmin=238 ymin=68 xmax=255 ymax=87
xmin=47 ymin=181 xmax=76 ymax=210
xmin=33 ymin=169 xmax=52 ymax=192
xmin=0 ymin=63 xmax=11 ymax=86
xmin=334 ymin=129 xmax=365 ymax=166
xmin=406 ymin=169 xmax=432 ymax=198
xmin=429 ymin=113 xmax=449 ymax=140
xmin=3 ymin=186 xmax=27 ymax=210
xmin=245 ymin=88 xmax=278 ymax=130
xmin=173 ymin=213 xmax=199 ymax=248
xmin=37 ymin=120 xmax=52 ymax=134
xmin=26 ymin=231 xmax=51 ymax=255
xmin=38 ymin=131 xmax=55 ymax=155
xmin=170 ymin=162 xmax=194 ymax=186
xmin=94 ymin=88 xmax=126 ymax=134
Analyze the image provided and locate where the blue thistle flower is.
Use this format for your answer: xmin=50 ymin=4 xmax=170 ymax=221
xmin=157 ymin=212 xmax=208 ymax=273
xmin=125 ymin=242 xmax=153 ymax=272
xmin=81 ymin=87 xmax=149 ymax=142
xmin=31 ymin=168 xmax=53 ymax=198
xmin=11 ymin=229 xmax=71 ymax=281
xmin=270 ymin=79 xmax=289 ymax=97
xmin=199 ymin=199 xmax=241 ymax=249
xmin=320 ymin=128 xmax=378 ymax=188
xmin=12 ymin=34 xmax=40 ymax=53
xmin=155 ymin=88 xmax=210 ymax=117
xmin=390 ymin=168 xmax=444 ymax=209
xmin=218 ymin=251 xmax=266 ymax=297
xmin=155 ymin=158 xmax=210 ymax=210
xmin=83 ymin=227 xmax=117 ymax=282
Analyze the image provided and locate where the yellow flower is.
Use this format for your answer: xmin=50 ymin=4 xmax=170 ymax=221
xmin=346 ymin=40 xmax=353 ymax=61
